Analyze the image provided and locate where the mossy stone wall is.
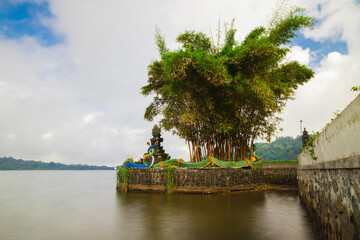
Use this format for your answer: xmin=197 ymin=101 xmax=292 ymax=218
xmin=116 ymin=167 xmax=297 ymax=194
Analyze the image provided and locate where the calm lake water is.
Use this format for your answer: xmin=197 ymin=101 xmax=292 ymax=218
xmin=0 ymin=171 xmax=316 ymax=240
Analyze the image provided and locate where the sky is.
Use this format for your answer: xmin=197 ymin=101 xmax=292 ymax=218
xmin=0 ymin=0 xmax=359 ymax=166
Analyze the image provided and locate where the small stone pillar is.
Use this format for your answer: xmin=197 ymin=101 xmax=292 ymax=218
xmin=302 ymin=128 xmax=310 ymax=148
xmin=150 ymin=125 xmax=170 ymax=164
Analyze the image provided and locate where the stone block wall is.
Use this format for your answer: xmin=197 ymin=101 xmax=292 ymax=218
xmin=297 ymin=95 xmax=360 ymax=239
xmin=262 ymin=161 xmax=298 ymax=169
xmin=298 ymin=168 xmax=360 ymax=240
xmin=263 ymin=168 xmax=298 ymax=186
xmin=117 ymin=167 xmax=297 ymax=194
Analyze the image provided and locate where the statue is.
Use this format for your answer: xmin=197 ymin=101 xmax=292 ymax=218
xmin=149 ymin=125 xmax=170 ymax=163
xmin=302 ymin=128 xmax=310 ymax=148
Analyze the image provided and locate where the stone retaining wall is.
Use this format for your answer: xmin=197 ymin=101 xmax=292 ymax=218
xmin=297 ymin=95 xmax=360 ymax=239
xmin=116 ymin=167 xmax=297 ymax=194
xmin=262 ymin=161 xmax=298 ymax=169
xmin=298 ymin=167 xmax=360 ymax=240
xmin=263 ymin=168 xmax=298 ymax=186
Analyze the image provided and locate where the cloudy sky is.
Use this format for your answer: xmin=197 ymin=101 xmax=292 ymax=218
xmin=0 ymin=0 xmax=359 ymax=166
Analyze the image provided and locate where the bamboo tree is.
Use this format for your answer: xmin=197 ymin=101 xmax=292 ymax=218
xmin=142 ymin=6 xmax=314 ymax=161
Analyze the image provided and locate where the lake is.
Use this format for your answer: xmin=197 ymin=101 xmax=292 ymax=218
xmin=0 ymin=171 xmax=316 ymax=240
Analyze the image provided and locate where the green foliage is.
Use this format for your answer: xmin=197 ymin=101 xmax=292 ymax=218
xmin=117 ymin=165 xmax=131 ymax=192
xmin=268 ymin=7 xmax=315 ymax=45
xmin=351 ymin=86 xmax=359 ymax=92
xmin=324 ymin=110 xmax=340 ymax=129
xmin=0 ymin=157 xmax=113 ymax=170
xmin=165 ymin=166 xmax=175 ymax=193
xmin=330 ymin=110 xmax=340 ymax=120
xmin=303 ymin=109 xmax=341 ymax=161
xmin=176 ymin=31 xmax=212 ymax=53
xmin=155 ymin=26 xmax=168 ymax=55
xmin=305 ymin=131 xmax=320 ymax=161
xmin=142 ymin=6 xmax=315 ymax=161
xmin=256 ymin=136 xmax=302 ymax=161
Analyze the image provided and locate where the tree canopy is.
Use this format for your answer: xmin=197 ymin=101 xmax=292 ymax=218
xmin=142 ymin=7 xmax=314 ymax=162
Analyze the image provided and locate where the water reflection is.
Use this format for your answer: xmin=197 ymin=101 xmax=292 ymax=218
xmin=0 ymin=171 xmax=315 ymax=240
xmin=116 ymin=191 xmax=316 ymax=240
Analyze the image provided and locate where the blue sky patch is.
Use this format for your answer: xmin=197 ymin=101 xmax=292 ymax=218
xmin=317 ymin=4 xmax=322 ymax=14
xmin=0 ymin=0 xmax=62 ymax=46
xmin=292 ymin=32 xmax=348 ymax=65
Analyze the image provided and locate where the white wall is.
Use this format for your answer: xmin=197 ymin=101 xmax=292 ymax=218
xmin=298 ymin=95 xmax=360 ymax=166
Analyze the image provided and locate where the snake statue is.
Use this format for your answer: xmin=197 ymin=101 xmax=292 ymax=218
xmin=123 ymin=141 xmax=158 ymax=168
xmin=123 ymin=141 xmax=262 ymax=169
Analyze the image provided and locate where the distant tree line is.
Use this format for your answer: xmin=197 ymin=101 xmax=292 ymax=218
xmin=0 ymin=157 xmax=113 ymax=170
xmin=255 ymin=136 xmax=302 ymax=161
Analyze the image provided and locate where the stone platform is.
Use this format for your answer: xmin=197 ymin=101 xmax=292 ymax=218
xmin=116 ymin=167 xmax=297 ymax=194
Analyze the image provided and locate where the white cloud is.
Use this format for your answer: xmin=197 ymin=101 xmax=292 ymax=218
xmin=7 ymin=134 xmax=16 ymax=139
xmin=82 ymin=112 xmax=103 ymax=125
xmin=42 ymin=132 xmax=52 ymax=139
xmin=295 ymin=0 xmax=360 ymax=54
xmin=1 ymin=0 xmax=359 ymax=165
xmin=278 ymin=0 xmax=360 ymax=139
xmin=284 ymin=46 xmax=311 ymax=65
xmin=279 ymin=50 xmax=358 ymax=137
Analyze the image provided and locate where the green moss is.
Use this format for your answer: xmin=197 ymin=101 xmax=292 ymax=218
xmin=164 ymin=166 xmax=176 ymax=194
xmin=116 ymin=165 xmax=130 ymax=192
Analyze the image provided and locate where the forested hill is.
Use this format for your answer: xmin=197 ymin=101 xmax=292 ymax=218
xmin=0 ymin=157 xmax=113 ymax=170
xmin=255 ymin=136 xmax=302 ymax=161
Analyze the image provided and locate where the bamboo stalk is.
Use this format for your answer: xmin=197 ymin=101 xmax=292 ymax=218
xmin=207 ymin=139 xmax=210 ymax=157
xmin=187 ymin=140 xmax=192 ymax=163
xmin=242 ymin=140 xmax=247 ymax=160
xmin=196 ymin=139 xmax=200 ymax=162
xmin=249 ymin=139 xmax=254 ymax=161
xmin=241 ymin=138 xmax=244 ymax=160
xmin=219 ymin=142 xmax=223 ymax=160
xmin=227 ymin=138 xmax=231 ymax=161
